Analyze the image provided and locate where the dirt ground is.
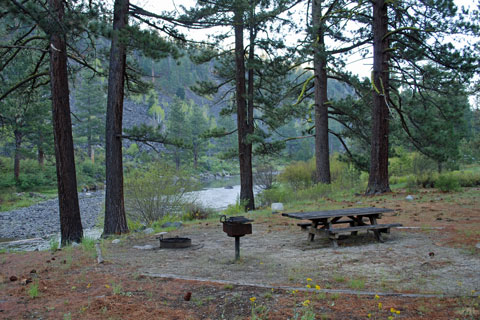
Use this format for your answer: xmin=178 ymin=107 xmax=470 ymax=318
xmin=1 ymin=188 xmax=479 ymax=319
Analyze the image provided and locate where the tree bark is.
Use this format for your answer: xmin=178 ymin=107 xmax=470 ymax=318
xmin=38 ymin=147 xmax=45 ymax=168
xmin=312 ymin=0 xmax=331 ymax=184
xmin=48 ymin=0 xmax=83 ymax=245
xmin=366 ymin=0 xmax=391 ymax=195
xmin=13 ymin=129 xmax=22 ymax=184
xmin=104 ymin=0 xmax=129 ymax=235
xmin=235 ymin=2 xmax=255 ymax=211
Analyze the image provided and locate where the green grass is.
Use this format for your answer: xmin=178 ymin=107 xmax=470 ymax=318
xmin=81 ymin=237 xmax=97 ymax=258
xmin=28 ymin=281 xmax=40 ymax=298
xmin=0 ymin=188 xmax=57 ymax=212
xmin=348 ymin=279 xmax=365 ymax=289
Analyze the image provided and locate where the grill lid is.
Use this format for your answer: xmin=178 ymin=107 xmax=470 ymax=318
xmin=220 ymin=215 xmax=253 ymax=224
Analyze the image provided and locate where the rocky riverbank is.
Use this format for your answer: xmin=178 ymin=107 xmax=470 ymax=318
xmin=0 ymin=192 xmax=104 ymax=241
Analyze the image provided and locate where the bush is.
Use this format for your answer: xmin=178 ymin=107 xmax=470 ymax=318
xmin=278 ymin=160 xmax=315 ymax=191
xmin=254 ymin=163 xmax=276 ymax=190
xmin=257 ymin=185 xmax=294 ymax=206
xmin=435 ymin=174 xmax=461 ymax=192
xmin=222 ymin=199 xmax=246 ymax=215
xmin=182 ymin=202 xmax=213 ymax=220
xmin=416 ymin=172 xmax=437 ymax=188
xmin=453 ymin=170 xmax=480 ymax=187
xmin=124 ymin=163 xmax=198 ymax=224
xmin=296 ymin=183 xmax=332 ymax=201
xmin=330 ymin=155 xmax=361 ymax=187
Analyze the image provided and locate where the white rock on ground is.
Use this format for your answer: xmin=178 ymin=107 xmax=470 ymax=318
xmin=271 ymin=202 xmax=284 ymax=213
xmin=405 ymin=195 xmax=414 ymax=201
xmin=112 ymin=239 xmax=121 ymax=244
xmin=143 ymin=228 xmax=154 ymax=234
xmin=133 ymin=245 xmax=154 ymax=250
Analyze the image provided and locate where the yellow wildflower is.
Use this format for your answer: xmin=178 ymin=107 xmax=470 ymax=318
xmin=390 ymin=307 xmax=395 ymax=313
xmin=250 ymin=297 xmax=256 ymax=303
xmin=378 ymin=302 xmax=382 ymax=310
xmin=306 ymin=278 xmax=312 ymax=282
xmin=396 ymin=310 xmax=400 ymax=315
xmin=87 ymin=283 xmax=91 ymax=288
xmin=367 ymin=314 xmax=371 ymax=318
xmin=302 ymin=299 xmax=311 ymax=307
xmin=105 ymin=284 xmax=110 ymax=289
xmin=388 ymin=316 xmax=394 ymax=320
xmin=374 ymin=294 xmax=380 ymax=300
xmin=306 ymin=284 xmax=312 ymax=288
xmin=315 ymin=285 xmax=321 ymax=290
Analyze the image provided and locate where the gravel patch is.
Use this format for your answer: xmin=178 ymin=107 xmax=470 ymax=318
xmin=0 ymin=191 xmax=104 ymax=240
xmin=113 ymin=221 xmax=480 ymax=296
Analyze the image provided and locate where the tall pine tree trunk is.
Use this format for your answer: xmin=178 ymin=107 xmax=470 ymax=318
xmin=366 ymin=0 xmax=391 ymax=195
xmin=104 ymin=0 xmax=129 ymax=235
xmin=13 ymin=129 xmax=22 ymax=184
xmin=48 ymin=0 xmax=83 ymax=245
xmin=313 ymin=0 xmax=331 ymax=184
xmin=235 ymin=2 xmax=255 ymax=211
xmin=38 ymin=148 xmax=45 ymax=168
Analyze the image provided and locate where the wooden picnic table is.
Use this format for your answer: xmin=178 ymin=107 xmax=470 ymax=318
xmin=282 ymin=207 xmax=402 ymax=247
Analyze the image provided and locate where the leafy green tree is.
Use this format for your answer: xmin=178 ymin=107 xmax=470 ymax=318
xmin=399 ymin=76 xmax=470 ymax=172
xmin=365 ymin=0 xmax=479 ymax=194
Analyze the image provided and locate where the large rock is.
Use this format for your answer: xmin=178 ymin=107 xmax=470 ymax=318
xmin=143 ymin=228 xmax=155 ymax=235
xmin=161 ymin=222 xmax=183 ymax=229
xmin=133 ymin=245 xmax=154 ymax=250
xmin=271 ymin=203 xmax=284 ymax=213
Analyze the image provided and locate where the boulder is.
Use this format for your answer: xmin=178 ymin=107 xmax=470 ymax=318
xmin=161 ymin=222 xmax=183 ymax=229
xmin=143 ymin=228 xmax=154 ymax=235
xmin=271 ymin=202 xmax=284 ymax=213
xmin=133 ymin=245 xmax=154 ymax=250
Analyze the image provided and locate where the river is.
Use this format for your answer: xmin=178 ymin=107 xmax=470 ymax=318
xmin=0 ymin=176 xmax=256 ymax=251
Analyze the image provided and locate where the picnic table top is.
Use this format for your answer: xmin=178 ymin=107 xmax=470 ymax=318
xmin=281 ymin=207 xmax=394 ymax=220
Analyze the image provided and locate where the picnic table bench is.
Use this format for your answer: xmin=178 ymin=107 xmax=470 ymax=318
xmin=282 ymin=207 xmax=402 ymax=247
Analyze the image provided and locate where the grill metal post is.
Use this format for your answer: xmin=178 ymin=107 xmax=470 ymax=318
xmin=235 ymin=236 xmax=240 ymax=260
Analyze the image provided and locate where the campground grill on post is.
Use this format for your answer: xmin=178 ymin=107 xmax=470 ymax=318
xmin=220 ymin=215 xmax=253 ymax=260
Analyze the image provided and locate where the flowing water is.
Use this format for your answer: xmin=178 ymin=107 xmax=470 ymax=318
xmin=0 ymin=176 xmax=252 ymax=252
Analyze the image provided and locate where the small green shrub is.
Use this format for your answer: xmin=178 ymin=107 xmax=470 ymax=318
xmin=330 ymin=155 xmax=361 ymax=187
xmin=296 ymin=183 xmax=332 ymax=201
xmin=257 ymin=185 xmax=293 ymax=206
xmin=416 ymin=172 xmax=437 ymax=188
xmin=182 ymin=202 xmax=213 ymax=220
xmin=405 ymin=175 xmax=419 ymax=192
xmin=49 ymin=238 xmax=59 ymax=252
xmin=278 ymin=160 xmax=315 ymax=191
xmin=124 ymin=163 xmax=198 ymax=224
xmin=81 ymin=237 xmax=97 ymax=258
xmin=435 ymin=174 xmax=461 ymax=192
xmin=454 ymin=170 xmax=480 ymax=187
xmin=223 ymin=199 xmax=246 ymax=215
xmin=28 ymin=281 xmax=39 ymax=298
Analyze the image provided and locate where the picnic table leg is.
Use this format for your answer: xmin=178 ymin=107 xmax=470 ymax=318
xmin=368 ymin=216 xmax=384 ymax=242
xmin=308 ymin=221 xmax=318 ymax=241
xmin=349 ymin=221 xmax=358 ymax=236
